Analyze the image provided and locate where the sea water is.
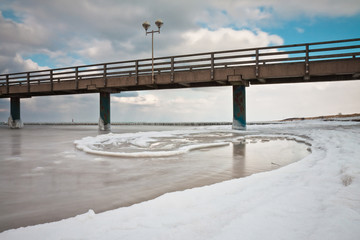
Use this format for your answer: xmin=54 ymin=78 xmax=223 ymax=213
xmin=0 ymin=124 xmax=310 ymax=232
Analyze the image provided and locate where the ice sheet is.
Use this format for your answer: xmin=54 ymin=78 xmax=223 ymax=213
xmin=74 ymin=129 xmax=311 ymax=158
xmin=74 ymin=130 xmax=238 ymax=157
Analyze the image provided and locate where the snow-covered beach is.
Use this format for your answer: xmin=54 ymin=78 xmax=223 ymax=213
xmin=1 ymin=119 xmax=359 ymax=240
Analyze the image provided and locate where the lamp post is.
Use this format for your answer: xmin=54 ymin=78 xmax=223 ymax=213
xmin=142 ymin=19 xmax=163 ymax=84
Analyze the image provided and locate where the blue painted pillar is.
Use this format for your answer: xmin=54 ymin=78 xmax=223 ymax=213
xmin=99 ymin=92 xmax=111 ymax=131
xmin=9 ymin=97 xmax=23 ymax=129
xmin=232 ymin=85 xmax=246 ymax=130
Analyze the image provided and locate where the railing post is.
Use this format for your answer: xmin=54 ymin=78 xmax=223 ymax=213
xmin=6 ymin=74 xmax=9 ymax=94
xmin=50 ymin=70 xmax=54 ymax=92
xmin=255 ymin=49 xmax=259 ymax=78
xmin=75 ymin=67 xmax=79 ymax=90
xmin=103 ymin=64 xmax=107 ymax=87
xmin=135 ymin=60 xmax=139 ymax=85
xmin=211 ymin=53 xmax=214 ymax=80
xmin=305 ymin=44 xmax=310 ymax=80
xmin=27 ymin=72 xmax=30 ymax=93
xmin=171 ymin=57 xmax=174 ymax=83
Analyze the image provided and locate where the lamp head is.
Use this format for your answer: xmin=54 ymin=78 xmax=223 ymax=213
xmin=155 ymin=19 xmax=163 ymax=29
xmin=142 ymin=21 xmax=150 ymax=31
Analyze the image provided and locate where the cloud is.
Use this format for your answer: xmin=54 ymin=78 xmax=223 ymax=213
xmin=0 ymin=53 xmax=48 ymax=74
xmin=76 ymin=39 xmax=115 ymax=62
xmin=0 ymin=10 xmax=48 ymax=47
xmin=0 ymin=10 xmax=50 ymax=73
xmin=18 ymin=94 xmax=99 ymax=122
xmin=1 ymin=0 xmax=359 ymax=71
xmin=296 ymin=27 xmax=305 ymax=34
xmin=272 ymin=0 xmax=360 ymax=17
xmin=172 ymin=28 xmax=283 ymax=54
xmin=247 ymin=80 xmax=360 ymax=120
xmin=13 ymin=54 xmax=48 ymax=71
xmin=112 ymin=94 xmax=159 ymax=106
xmin=210 ymin=0 xmax=360 ymax=27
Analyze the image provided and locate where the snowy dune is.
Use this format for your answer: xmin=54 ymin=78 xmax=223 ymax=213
xmin=1 ymin=120 xmax=359 ymax=240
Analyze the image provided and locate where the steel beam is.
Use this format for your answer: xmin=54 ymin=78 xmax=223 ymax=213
xmin=232 ymin=85 xmax=246 ymax=130
xmin=99 ymin=92 xmax=111 ymax=131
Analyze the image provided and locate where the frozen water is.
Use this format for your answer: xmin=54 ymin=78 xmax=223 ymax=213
xmin=75 ymin=130 xmax=239 ymax=157
xmin=0 ymin=124 xmax=309 ymax=233
xmin=6 ymin=120 xmax=359 ymax=240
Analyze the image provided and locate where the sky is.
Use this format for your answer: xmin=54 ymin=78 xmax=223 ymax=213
xmin=0 ymin=0 xmax=360 ymax=123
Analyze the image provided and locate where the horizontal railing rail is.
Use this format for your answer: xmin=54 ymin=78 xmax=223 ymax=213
xmin=1 ymin=38 xmax=359 ymax=89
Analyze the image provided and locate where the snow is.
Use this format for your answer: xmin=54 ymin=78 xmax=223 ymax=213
xmin=98 ymin=118 xmax=110 ymax=131
xmin=1 ymin=120 xmax=360 ymax=240
xmin=7 ymin=116 xmax=23 ymax=129
xmin=74 ymin=129 xmax=233 ymax=157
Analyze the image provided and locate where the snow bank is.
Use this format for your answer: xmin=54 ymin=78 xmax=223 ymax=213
xmin=1 ymin=120 xmax=360 ymax=240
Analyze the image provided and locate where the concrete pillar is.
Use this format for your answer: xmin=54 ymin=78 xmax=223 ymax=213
xmin=8 ymin=97 xmax=23 ymax=129
xmin=232 ymin=85 xmax=246 ymax=130
xmin=99 ymin=92 xmax=111 ymax=131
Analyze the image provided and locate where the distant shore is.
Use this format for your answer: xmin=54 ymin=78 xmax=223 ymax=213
xmin=1 ymin=122 xmax=233 ymax=126
xmin=1 ymin=113 xmax=359 ymax=126
xmin=280 ymin=113 xmax=360 ymax=122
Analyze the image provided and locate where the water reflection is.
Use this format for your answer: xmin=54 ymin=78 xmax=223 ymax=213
xmin=11 ymin=130 xmax=22 ymax=156
xmin=232 ymin=142 xmax=246 ymax=178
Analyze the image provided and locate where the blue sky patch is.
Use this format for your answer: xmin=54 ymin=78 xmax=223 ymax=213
xmin=263 ymin=15 xmax=360 ymax=45
xmin=28 ymin=54 xmax=52 ymax=68
xmin=1 ymin=9 xmax=22 ymax=23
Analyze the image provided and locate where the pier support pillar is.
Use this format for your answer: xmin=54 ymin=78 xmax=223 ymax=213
xmin=8 ymin=97 xmax=23 ymax=129
xmin=232 ymin=85 xmax=246 ymax=130
xmin=99 ymin=92 xmax=111 ymax=131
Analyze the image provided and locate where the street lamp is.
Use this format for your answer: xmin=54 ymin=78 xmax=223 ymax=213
xmin=142 ymin=19 xmax=164 ymax=84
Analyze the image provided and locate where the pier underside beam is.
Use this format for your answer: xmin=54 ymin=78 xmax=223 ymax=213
xmin=99 ymin=92 xmax=111 ymax=131
xmin=232 ymin=85 xmax=246 ymax=130
xmin=9 ymin=97 xmax=23 ymax=129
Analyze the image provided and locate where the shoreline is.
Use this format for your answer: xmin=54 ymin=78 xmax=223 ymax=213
xmin=280 ymin=113 xmax=360 ymax=121
xmin=1 ymin=113 xmax=360 ymax=126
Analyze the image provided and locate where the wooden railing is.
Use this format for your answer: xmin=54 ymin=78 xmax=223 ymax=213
xmin=1 ymin=38 xmax=359 ymax=89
